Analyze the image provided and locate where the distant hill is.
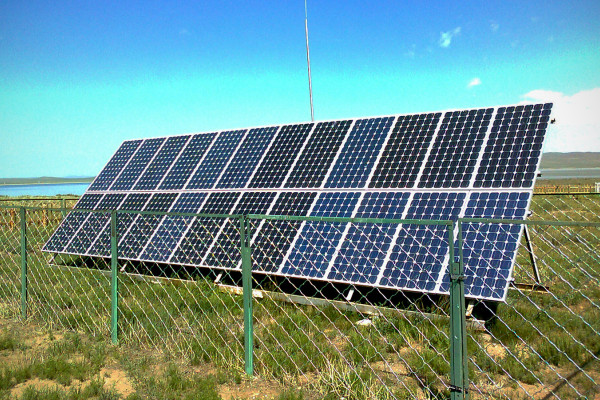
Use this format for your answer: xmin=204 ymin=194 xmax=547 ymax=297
xmin=0 ymin=176 xmax=95 ymax=185
xmin=540 ymin=152 xmax=600 ymax=169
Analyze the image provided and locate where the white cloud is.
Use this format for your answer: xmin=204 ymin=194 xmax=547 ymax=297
xmin=439 ymin=27 xmax=461 ymax=48
xmin=521 ymin=88 xmax=600 ymax=152
xmin=490 ymin=22 xmax=499 ymax=32
xmin=468 ymin=77 xmax=482 ymax=88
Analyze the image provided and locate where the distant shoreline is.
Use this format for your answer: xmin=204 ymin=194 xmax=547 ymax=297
xmin=0 ymin=177 xmax=94 ymax=186
xmin=0 ymin=181 xmax=92 ymax=187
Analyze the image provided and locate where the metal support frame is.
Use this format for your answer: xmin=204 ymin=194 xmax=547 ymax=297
xmin=512 ymin=224 xmax=550 ymax=293
xmin=20 ymin=207 xmax=28 ymax=320
xmin=345 ymin=287 xmax=355 ymax=302
xmin=110 ymin=211 xmax=119 ymax=344
xmin=240 ymin=215 xmax=254 ymax=375
xmin=450 ymin=223 xmax=469 ymax=399
xmin=523 ymin=224 xmax=542 ymax=284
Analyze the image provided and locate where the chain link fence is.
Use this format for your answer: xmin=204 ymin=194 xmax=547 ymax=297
xmin=0 ymin=193 xmax=598 ymax=399
xmin=460 ymin=218 xmax=600 ymax=399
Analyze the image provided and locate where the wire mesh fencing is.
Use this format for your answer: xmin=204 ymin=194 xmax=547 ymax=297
xmin=116 ymin=211 xmax=246 ymax=373
xmin=460 ymin=218 xmax=600 ymax=399
xmin=247 ymin=215 xmax=456 ymax=399
xmin=530 ymin=193 xmax=600 ymax=222
xmin=0 ymin=207 xmax=23 ymax=319
xmin=0 ymin=200 xmax=599 ymax=399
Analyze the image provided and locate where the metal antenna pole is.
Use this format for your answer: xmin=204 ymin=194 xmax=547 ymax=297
xmin=304 ymin=0 xmax=314 ymax=121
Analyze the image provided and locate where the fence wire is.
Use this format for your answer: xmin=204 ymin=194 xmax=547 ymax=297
xmin=0 ymin=193 xmax=598 ymax=400
xmin=248 ymin=217 xmax=453 ymax=399
xmin=463 ymin=220 xmax=600 ymax=400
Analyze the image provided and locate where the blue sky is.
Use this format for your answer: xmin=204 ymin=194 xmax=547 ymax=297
xmin=1 ymin=0 xmax=599 ymax=178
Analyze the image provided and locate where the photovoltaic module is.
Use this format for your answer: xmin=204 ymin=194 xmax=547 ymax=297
xmin=43 ymin=103 xmax=553 ymax=301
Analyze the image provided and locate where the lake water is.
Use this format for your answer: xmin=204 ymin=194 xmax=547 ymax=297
xmin=0 ymin=183 xmax=90 ymax=197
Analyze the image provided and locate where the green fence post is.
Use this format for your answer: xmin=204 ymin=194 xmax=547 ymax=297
xmin=449 ymin=222 xmax=469 ymax=400
xmin=60 ymin=198 xmax=66 ymax=218
xmin=240 ymin=215 xmax=254 ymax=375
xmin=20 ymin=207 xmax=28 ymax=320
xmin=110 ymin=211 xmax=119 ymax=344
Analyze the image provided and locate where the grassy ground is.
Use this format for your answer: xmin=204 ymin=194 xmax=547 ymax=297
xmin=0 ymin=195 xmax=599 ymax=399
xmin=536 ymin=177 xmax=599 ymax=186
xmin=0 ymin=318 xmax=295 ymax=400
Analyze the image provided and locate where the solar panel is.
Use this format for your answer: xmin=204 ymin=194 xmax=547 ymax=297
xmin=327 ymin=192 xmax=411 ymax=285
xmin=285 ymin=120 xmax=352 ymax=188
xmin=88 ymin=193 xmax=151 ymax=257
xmin=370 ymin=113 xmax=440 ymax=189
xmin=327 ymin=117 xmax=394 ymax=188
xmin=205 ymin=191 xmax=277 ymax=269
xmin=44 ymin=193 xmax=104 ymax=252
xmin=474 ymin=104 xmax=550 ymax=188
xmin=252 ymin=192 xmax=317 ymax=273
xmin=110 ymin=138 xmax=165 ymax=191
xmin=419 ymin=109 xmax=492 ymax=188
xmin=159 ymin=133 xmax=216 ymax=190
xmin=88 ymin=140 xmax=142 ymax=191
xmin=134 ymin=136 xmax=190 ymax=190
xmin=119 ymin=193 xmax=178 ymax=259
xmin=281 ymin=192 xmax=361 ymax=278
xmin=216 ymin=127 xmax=279 ymax=189
xmin=441 ymin=191 xmax=531 ymax=300
xmin=140 ymin=193 xmax=208 ymax=262
xmin=44 ymin=103 xmax=553 ymax=302
xmin=248 ymin=123 xmax=314 ymax=188
xmin=380 ymin=192 xmax=465 ymax=291
xmin=64 ymin=193 xmax=126 ymax=254
xmin=170 ymin=192 xmax=240 ymax=265
xmin=186 ymin=130 xmax=246 ymax=189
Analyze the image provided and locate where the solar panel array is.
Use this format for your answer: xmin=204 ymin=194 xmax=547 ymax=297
xmin=44 ymin=103 xmax=553 ymax=301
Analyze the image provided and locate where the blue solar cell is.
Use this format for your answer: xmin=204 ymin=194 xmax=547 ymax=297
xmin=65 ymin=194 xmax=126 ymax=254
xmin=285 ymin=120 xmax=352 ymax=188
xmin=327 ymin=192 xmax=410 ymax=284
xmin=204 ymin=192 xmax=277 ymax=269
xmin=134 ymin=136 xmax=190 ymax=190
xmin=326 ymin=118 xmax=393 ymax=188
xmin=249 ymin=123 xmax=314 ymax=188
xmin=42 ymin=194 xmax=104 ymax=253
xmin=87 ymin=193 xmax=151 ymax=257
xmin=88 ymin=140 xmax=142 ymax=191
xmin=440 ymin=191 xmax=530 ymax=300
xmin=282 ymin=192 xmax=361 ymax=278
xmin=170 ymin=192 xmax=240 ymax=265
xmin=252 ymin=192 xmax=317 ymax=272
xmin=475 ymin=104 xmax=552 ymax=188
xmin=370 ymin=114 xmax=440 ymax=189
xmin=140 ymin=193 xmax=208 ymax=262
xmin=110 ymin=138 xmax=165 ymax=191
xmin=418 ymin=109 xmax=493 ymax=188
xmin=216 ymin=127 xmax=278 ymax=188
xmin=159 ymin=133 xmax=216 ymax=190
xmin=119 ymin=193 xmax=178 ymax=259
xmin=380 ymin=192 xmax=466 ymax=291
xmin=44 ymin=103 xmax=551 ymax=302
xmin=186 ymin=130 xmax=246 ymax=189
